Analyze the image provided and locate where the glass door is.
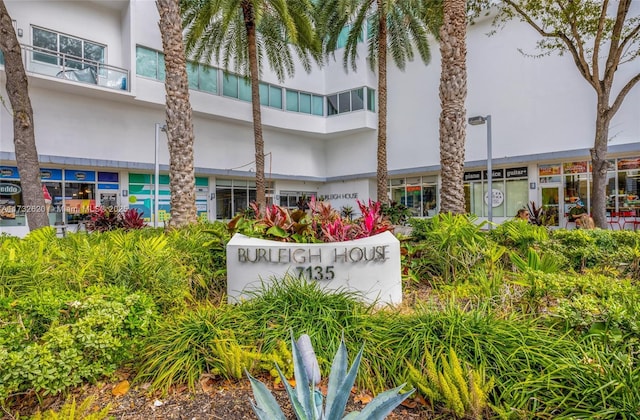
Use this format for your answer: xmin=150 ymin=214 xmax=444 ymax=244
xmin=540 ymin=185 xmax=560 ymax=227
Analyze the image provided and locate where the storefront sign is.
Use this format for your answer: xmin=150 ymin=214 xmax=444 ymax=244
xmin=563 ymin=161 xmax=588 ymax=174
xmin=1 ymin=167 xmax=18 ymax=178
xmin=464 ymin=171 xmax=482 ymax=181
xmin=506 ymin=167 xmax=528 ymax=178
xmin=618 ymin=157 xmax=640 ymax=170
xmin=539 ymin=164 xmax=561 ymax=176
xmin=40 ymin=168 xmax=63 ymax=181
xmin=226 ymin=231 xmax=402 ymax=305
xmin=0 ymin=183 xmax=21 ymax=195
xmin=65 ymin=170 xmax=96 ymax=182
xmin=482 ymin=169 xmax=504 ymax=180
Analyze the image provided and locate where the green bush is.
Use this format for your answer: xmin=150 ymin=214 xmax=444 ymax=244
xmin=0 ymin=286 xmax=157 ymax=400
xmin=550 ymin=229 xmax=639 ymax=272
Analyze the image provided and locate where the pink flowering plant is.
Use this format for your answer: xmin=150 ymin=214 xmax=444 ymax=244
xmin=227 ymin=197 xmax=393 ymax=243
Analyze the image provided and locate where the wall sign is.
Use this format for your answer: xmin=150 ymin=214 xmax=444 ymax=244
xmin=484 ymin=189 xmax=504 ymax=207
xmin=227 ymin=231 xmax=402 ymax=306
xmin=506 ymin=167 xmax=528 ymax=178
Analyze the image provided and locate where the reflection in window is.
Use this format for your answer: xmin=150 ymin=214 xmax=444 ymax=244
xmin=215 ymin=179 xmax=273 ymax=219
xmin=351 ymin=88 xmax=364 ymax=111
xmin=327 ymin=87 xmax=374 ymax=116
xmin=33 ymin=27 xmax=105 ymax=71
xmin=286 ymin=89 xmax=299 ymax=111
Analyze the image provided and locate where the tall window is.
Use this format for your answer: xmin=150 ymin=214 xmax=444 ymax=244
xmin=389 ymin=176 xmax=439 ymax=217
xmin=464 ymin=167 xmax=529 ymax=218
xmin=33 ymin=27 xmax=105 ymax=72
xmin=215 ymin=179 xmax=274 ymax=219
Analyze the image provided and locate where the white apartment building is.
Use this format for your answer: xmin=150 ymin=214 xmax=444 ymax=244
xmin=1 ymin=0 xmax=639 ymax=237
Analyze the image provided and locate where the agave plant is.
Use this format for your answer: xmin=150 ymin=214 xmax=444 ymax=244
xmin=247 ymin=332 xmax=413 ymax=420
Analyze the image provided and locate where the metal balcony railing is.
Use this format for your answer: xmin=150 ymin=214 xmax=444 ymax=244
xmin=18 ymin=44 xmax=129 ymax=92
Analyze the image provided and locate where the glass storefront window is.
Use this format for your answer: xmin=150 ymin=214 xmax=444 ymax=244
xmin=215 ymin=179 xmax=273 ymax=219
xmin=0 ymin=180 xmax=25 ymax=226
xmin=422 ymin=181 xmax=437 ymax=217
xmin=64 ymin=182 xmax=95 ymax=223
xmin=505 ymin=179 xmax=528 ymax=217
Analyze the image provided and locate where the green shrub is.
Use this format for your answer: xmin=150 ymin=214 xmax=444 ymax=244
xmin=0 ymin=286 xmax=157 ymax=400
xmin=550 ymin=229 xmax=639 ymax=272
xmin=405 ymin=214 xmax=489 ymax=282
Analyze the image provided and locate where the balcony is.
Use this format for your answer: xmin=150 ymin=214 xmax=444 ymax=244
xmin=18 ymin=44 xmax=129 ymax=92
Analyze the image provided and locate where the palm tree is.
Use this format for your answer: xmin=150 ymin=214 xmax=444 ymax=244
xmin=0 ymin=0 xmax=49 ymax=231
xmin=156 ymin=0 xmax=198 ymax=228
xmin=180 ymin=0 xmax=320 ymax=212
xmin=318 ymin=0 xmax=440 ymax=206
xmin=437 ymin=0 xmax=467 ymax=214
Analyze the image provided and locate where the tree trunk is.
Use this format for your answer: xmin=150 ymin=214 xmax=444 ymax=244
xmin=243 ymin=1 xmax=266 ymax=213
xmin=376 ymin=0 xmax=389 ymax=206
xmin=438 ymin=0 xmax=467 ymax=215
xmin=157 ymin=0 xmax=197 ymax=228
xmin=0 ymin=0 xmax=48 ymax=231
xmin=590 ymin=94 xmax=612 ymax=229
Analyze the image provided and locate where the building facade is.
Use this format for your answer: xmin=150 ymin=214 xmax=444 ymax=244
xmin=1 ymin=0 xmax=639 ymax=236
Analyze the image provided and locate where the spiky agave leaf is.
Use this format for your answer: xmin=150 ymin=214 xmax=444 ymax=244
xmin=324 ymin=338 xmax=364 ymax=420
xmin=289 ymin=331 xmax=315 ymax=418
xmin=273 ymin=362 xmax=312 ymax=420
xmin=352 ymin=385 xmax=415 ymax=419
xmin=247 ymin=371 xmax=287 ymax=420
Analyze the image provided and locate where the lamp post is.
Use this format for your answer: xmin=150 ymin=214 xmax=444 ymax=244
xmin=468 ymin=114 xmax=492 ymax=228
xmin=154 ymin=123 xmax=167 ymax=228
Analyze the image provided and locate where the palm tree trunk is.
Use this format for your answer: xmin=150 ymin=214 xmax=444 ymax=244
xmin=0 ymin=0 xmax=48 ymax=231
xmin=242 ymin=1 xmax=266 ymax=213
xmin=438 ymin=0 xmax=467 ymax=215
xmin=376 ymin=0 xmax=389 ymax=206
xmin=157 ymin=0 xmax=197 ymax=228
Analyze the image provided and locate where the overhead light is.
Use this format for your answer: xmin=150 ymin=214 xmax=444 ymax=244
xmin=468 ymin=116 xmax=487 ymax=125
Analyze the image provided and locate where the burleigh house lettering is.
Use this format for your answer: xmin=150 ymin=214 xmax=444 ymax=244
xmin=333 ymin=245 xmax=388 ymax=263
xmin=227 ymin=231 xmax=402 ymax=305
xmin=236 ymin=245 xmax=389 ymax=265
xmin=238 ymin=247 xmax=323 ymax=264
xmin=318 ymin=193 xmax=359 ymax=200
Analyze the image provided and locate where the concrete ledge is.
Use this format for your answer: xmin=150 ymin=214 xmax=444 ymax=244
xmin=226 ymin=231 xmax=402 ymax=305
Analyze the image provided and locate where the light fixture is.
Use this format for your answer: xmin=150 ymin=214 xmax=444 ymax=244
xmin=154 ymin=123 xmax=167 ymax=228
xmin=468 ymin=115 xmax=487 ymax=126
xmin=468 ymin=114 xmax=493 ymax=228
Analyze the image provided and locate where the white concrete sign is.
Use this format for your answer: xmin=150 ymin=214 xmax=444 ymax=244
xmin=226 ymin=231 xmax=402 ymax=305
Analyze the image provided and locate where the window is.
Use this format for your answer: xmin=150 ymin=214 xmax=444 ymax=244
xmin=223 ymin=73 xmax=239 ymax=98
xmin=216 ymin=179 xmax=274 ymax=219
xmin=223 ymin=72 xmax=251 ymax=101
xmin=327 ymin=87 xmax=374 ymax=116
xmin=136 ymin=46 xmax=163 ymax=80
xmin=269 ymin=85 xmax=282 ymax=109
xmin=33 ymin=27 xmax=105 ymax=72
xmin=351 ymin=88 xmax=364 ymax=111
xmin=286 ymin=89 xmax=299 ymax=111
xmin=0 ymin=50 xmax=4 ymax=66
xmin=367 ymin=88 xmax=376 ymax=112
xmin=187 ymin=62 xmax=199 ymax=90
xmin=198 ymin=64 xmax=217 ymax=93
xmin=137 ymin=46 xmax=218 ymax=93
xmin=312 ymin=95 xmax=323 ymax=116
xmin=335 ymin=24 xmax=364 ymax=49
xmin=388 ymin=176 xmax=439 ymax=217
xmin=464 ymin=167 xmax=529 ymax=218
xmin=279 ymin=191 xmax=316 ymax=209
